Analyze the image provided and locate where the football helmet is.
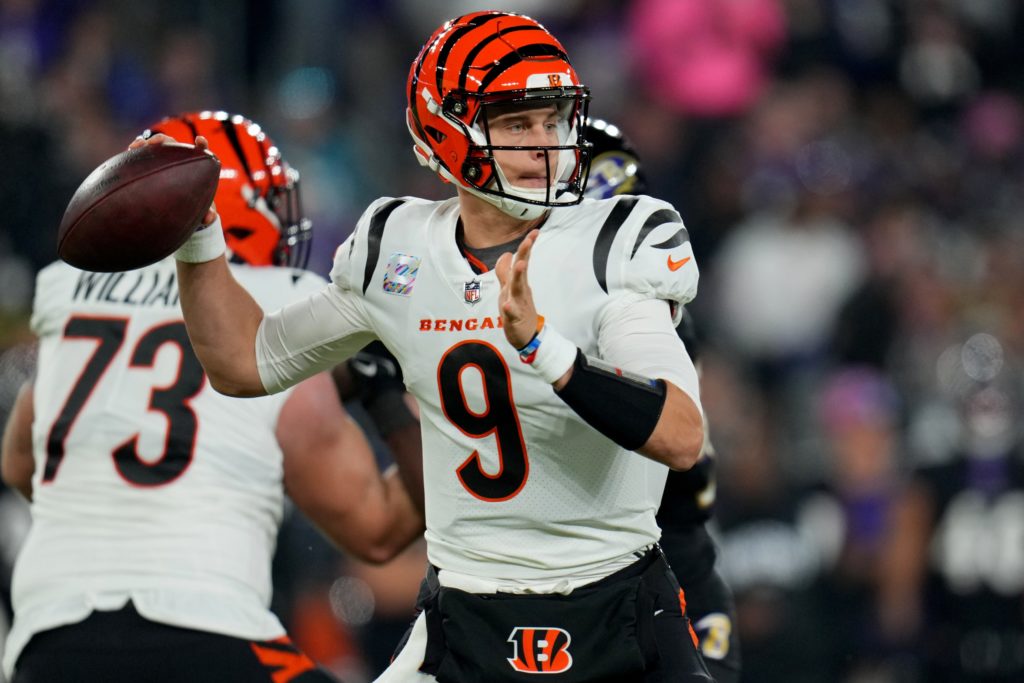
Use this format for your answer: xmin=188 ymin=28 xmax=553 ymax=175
xmin=583 ymin=118 xmax=648 ymax=199
xmin=144 ymin=111 xmax=312 ymax=268
xmin=406 ymin=11 xmax=591 ymax=220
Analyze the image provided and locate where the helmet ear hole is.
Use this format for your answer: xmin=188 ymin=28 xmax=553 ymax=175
xmin=426 ymin=126 xmax=447 ymax=143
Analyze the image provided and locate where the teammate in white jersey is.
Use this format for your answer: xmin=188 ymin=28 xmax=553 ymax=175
xmin=155 ymin=12 xmax=711 ymax=682
xmin=0 ymin=112 xmax=423 ymax=683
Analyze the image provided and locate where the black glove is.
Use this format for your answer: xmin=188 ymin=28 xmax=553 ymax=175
xmin=333 ymin=342 xmax=416 ymax=437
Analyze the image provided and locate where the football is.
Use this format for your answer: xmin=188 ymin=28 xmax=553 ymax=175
xmin=57 ymin=142 xmax=221 ymax=272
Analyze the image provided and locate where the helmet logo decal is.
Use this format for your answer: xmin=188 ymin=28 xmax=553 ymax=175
xmin=525 ymin=71 xmax=574 ymax=88
xmin=383 ymin=252 xmax=421 ymax=297
xmin=588 ymin=151 xmax=641 ymax=198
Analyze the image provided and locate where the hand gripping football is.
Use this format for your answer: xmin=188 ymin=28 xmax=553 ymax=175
xmin=57 ymin=142 xmax=220 ymax=272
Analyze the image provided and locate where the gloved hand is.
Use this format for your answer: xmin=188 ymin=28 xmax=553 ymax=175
xmin=332 ymin=342 xmax=416 ymax=437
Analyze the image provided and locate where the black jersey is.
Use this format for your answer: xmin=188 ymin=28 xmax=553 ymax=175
xmin=916 ymin=452 xmax=1024 ymax=682
xmin=658 ymin=450 xmax=716 ymax=529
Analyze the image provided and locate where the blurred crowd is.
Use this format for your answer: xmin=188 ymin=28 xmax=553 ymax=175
xmin=2 ymin=0 xmax=1024 ymax=681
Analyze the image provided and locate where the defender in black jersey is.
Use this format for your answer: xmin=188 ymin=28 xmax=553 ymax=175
xmin=883 ymin=367 xmax=1024 ymax=682
xmin=587 ymin=118 xmax=742 ymax=683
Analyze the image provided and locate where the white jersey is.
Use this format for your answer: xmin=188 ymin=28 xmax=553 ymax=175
xmin=256 ymin=195 xmax=700 ymax=585
xmin=4 ymin=257 xmax=326 ymax=678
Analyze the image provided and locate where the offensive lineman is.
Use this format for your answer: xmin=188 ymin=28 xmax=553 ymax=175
xmin=1 ymin=112 xmax=423 ymax=682
xmin=159 ymin=13 xmax=711 ymax=682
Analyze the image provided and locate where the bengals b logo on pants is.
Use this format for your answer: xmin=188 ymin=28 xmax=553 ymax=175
xmin=507 ymin=627 xmax=573 ymax=674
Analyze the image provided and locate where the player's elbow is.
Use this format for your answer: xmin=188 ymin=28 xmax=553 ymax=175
xmin=666 ymin=423 xmax=704 ymax=471
xmin=334 ymin=516 xmax=424 ymax=565
xmin=343 ymin=535 xmax=405 ymax=565
xmin=201 ymin=357 xmax=268 ymax=397
xmin=646 ymin=386 xmax=704 ymax=470
xmin=189 ymin=338 xmax=267 ymax=398
xmin=358 ymin=544 xmax=402 ymax=566
xmin=638 ymin=420 xmax=703 ymax=471
xmin=206 ymin=374 xmax=266 ymax=398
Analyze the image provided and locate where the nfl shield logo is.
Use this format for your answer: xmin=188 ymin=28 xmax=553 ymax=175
xmin=464 ymin=279 xmax=481 ymax=305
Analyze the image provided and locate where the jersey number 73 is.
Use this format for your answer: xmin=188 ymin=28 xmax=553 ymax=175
xmin=43 ymin=316 xmax=205 ymax=487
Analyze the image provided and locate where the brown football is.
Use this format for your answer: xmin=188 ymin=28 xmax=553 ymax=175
xmin=57 ymin=143 xmax=220 ymax=272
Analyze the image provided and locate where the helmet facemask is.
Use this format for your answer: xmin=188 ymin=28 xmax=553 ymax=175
xmin=265 ymin=165 xmax=312 ymax=269
xmin=461 ymin=89 xmax=592 ymax=219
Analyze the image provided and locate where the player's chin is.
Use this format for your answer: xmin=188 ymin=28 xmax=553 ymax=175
xmin=514 ymin=177 xmax=550 ymax=189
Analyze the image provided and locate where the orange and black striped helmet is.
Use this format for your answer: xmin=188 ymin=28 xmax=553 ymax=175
xmin=406 ymin=11 xmax=592 ymax=219
xmin=144 ymin=111 xmax=312 ymax=269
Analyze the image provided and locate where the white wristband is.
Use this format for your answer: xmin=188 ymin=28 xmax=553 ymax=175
xmin=528 ymin=323 xmax=578 ymax=384
xmin=174 ymin=215 xmax=226 ymax=263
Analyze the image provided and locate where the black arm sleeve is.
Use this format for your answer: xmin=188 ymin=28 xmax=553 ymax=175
xmin=554 ymin=350 xmax=667 ymax=451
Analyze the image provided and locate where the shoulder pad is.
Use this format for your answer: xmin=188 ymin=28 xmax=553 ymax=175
xmin=331 ymin=197 xmax=408 ymax=293
xmin=592 ymin=195 xmax=698 ymax=314
xmin=30 ymin=261 xmax=75 ymax=338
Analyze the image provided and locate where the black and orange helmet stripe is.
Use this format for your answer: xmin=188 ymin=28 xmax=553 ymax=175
xmin=434 ymin=12 xmax=504 ymax=96
xmin=457 ymin=24 xmax=546 ymax=92
xmin=145 ymin=111 xmax=312 ymax=268
xmin=219 ymin=118 xmax=255 ymax=185
xmin=477 ymin=43 xmax=570 ymax=92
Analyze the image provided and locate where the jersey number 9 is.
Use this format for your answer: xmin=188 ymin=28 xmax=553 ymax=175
xmin=438 ymin=340 xmax=529 ymax=502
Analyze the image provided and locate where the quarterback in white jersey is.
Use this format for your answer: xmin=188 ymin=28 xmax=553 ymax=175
xmin=167 ymin=13 xmax=712 ymax=683
xmin=258 ymin=191 xmax=700 ymax=583
xmin=1 ymin=113 xmax=422 ymax=683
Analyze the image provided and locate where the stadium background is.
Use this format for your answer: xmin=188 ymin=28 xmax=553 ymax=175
xmin=1 ymin=1 xmax=1023 ymax=681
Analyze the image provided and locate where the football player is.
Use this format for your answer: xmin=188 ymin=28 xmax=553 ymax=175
xmin=585 ymin=117 xmax=742 ymax=683
xmin=880 ymin=362 xmax=1024 ymax=682
xmin=163 ymin=12 xmax=711 ymax=682
xmin=0 ymin=112 xmax=424 ymax=683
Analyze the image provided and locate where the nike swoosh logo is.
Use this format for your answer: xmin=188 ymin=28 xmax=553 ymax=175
xmin=667 ymin=255 xmax=691 ymax=271
xmin=654 ymin=609 xmax=664 ymax=616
